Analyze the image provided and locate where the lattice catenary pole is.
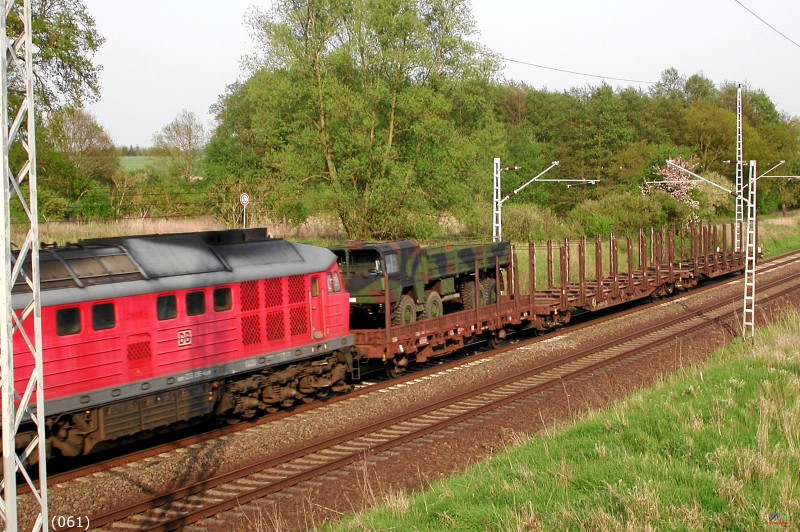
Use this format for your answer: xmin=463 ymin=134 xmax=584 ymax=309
xmin=493 ymin=158 xmax=502 ymax=242
xmin=742 ymin=160 xmax=757 ymax=338
xmin=735 ymin=84 xmax=744 ymax=252
xmin=1 ymin=0 xmax=48 ymax=530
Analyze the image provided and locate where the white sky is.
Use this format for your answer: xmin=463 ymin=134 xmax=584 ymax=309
xmin=83 ymin=0 xmax=800 ymax=148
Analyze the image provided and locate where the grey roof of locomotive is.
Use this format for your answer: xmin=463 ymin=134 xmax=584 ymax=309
xmin=12 ymin=229 xmax=335 ymax=309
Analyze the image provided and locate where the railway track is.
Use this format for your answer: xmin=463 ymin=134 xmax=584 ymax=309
xmin=69 ymin=254 xmax=800 ymax=531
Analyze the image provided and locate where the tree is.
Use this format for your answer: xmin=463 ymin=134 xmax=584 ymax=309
xmin=649 ymin=67 xmax=686 ymax=101
xmin=48 ymin=107 xmax=118 ymax=183
xmin=5 ymin=0 xmax=105 ymax=112
xmin=684 ymin=73 xmax=716 ymax=104
xmin=221 ymin=0 xmax=500 ymax=239
xmin=152 ymin=110 xmax=207 ymax=179
xmin=643 ymin=157 xmax=700 ymax=210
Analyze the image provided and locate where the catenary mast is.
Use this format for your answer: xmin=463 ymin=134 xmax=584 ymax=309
xmin=1 ymin=0 xmax=49 ymax=530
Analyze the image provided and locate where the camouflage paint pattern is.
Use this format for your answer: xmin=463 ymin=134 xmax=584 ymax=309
xmin=330 ymin=240 xmax=511 ymax=307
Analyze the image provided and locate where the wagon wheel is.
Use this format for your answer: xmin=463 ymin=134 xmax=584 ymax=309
xmin=391 ymin=294 xmax=417 ymax=326
xmin=422 ymin=290 xmax=443 ymax=320
xmin=485 ymin=332 xmax=501 ymax=349
xmin=386 ymin=362 xmax=405 ymax=379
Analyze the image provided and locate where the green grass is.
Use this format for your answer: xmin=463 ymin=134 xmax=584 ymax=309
xmin=330 ymin=312 xmax=800 ymax=531
xmin=119 ymin=155 xmax=157 ymax=171
xmin=759 ymin=215 xmax=800 ymax=257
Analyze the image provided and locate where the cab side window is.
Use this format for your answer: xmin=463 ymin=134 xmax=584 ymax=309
xmin=157 ymin=295 xmax=177 ymax=320
xmin=186 ymin=291 xmax=206 ymax=316
xmin=214 ymin=287 xmax=232 ymax=312
xmin=92 ymin=303 xmax=115 ymax=330
xmin=56 ymin=307 xmax=81 ymax=336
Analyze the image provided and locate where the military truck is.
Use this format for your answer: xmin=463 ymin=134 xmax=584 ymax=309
xmin=331 ymin=240 xmax=511 ymax=326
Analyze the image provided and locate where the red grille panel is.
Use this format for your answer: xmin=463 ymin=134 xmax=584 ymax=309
xmin=241 ymin=280 xmax=259 ymax=311
xmin=289 ymin=307 xmax=308 ymax=336
xmin=288 ymin=276 xmax=305 ymax=304
xmin=265 ymin=311 xmax=284 ymax=341
xmin=127 ymin=342 xmax=151 ymax=361
xmin=242 ymin=315 xmax=261 ymax=345
xmin=264 ymin=278 xmax=283 ymax=308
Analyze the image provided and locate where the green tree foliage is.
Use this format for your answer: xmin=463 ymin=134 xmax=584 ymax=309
xmin=206 ymin=0 xmax=501 ymax=239
xmin=48 ymin=107 xmax=118 ymax=183
xmin=152 ymin=109 xmax=207 ymax=179
xmin=9 ymin=0 xmax=104 ymax=112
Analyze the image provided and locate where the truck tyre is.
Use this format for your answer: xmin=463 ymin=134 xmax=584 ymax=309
xmin=422 ymin=290 xmax=443 ymax=320
xmin=480 ymin=278 xmax=498 ymax=306
xmin=392 ymin=294 xmax=417 ymax=326
xmin=460 ymin=281 xmax=476 ymax=310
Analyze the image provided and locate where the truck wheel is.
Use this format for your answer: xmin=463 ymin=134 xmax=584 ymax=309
xmin=460 ymin=281 xmax=476 ymax=309
xmin=422 ymin=291 xmax=443 ymax=320
xmin=392 ymin=294 xmax=417 ymax=326
xmin=480 ymin=278 xmax=498 ymax=305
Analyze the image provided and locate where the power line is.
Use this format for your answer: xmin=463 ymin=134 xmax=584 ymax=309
xmin=733 ymin=0 xmax=800 ymax=49
xmin=498 ymin=55 xmax=658 ymax=85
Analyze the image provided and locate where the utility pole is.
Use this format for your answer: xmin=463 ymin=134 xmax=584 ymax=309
xmin=1 ymin=1 xmax=48 ymax=530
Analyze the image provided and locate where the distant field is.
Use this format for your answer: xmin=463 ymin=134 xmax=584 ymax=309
xmin=120 ymin=156 xmax=157 ymax=171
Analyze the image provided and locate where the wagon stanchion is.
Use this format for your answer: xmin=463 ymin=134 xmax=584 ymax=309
xmin=626 ymin=236 xmax=634 ymax=297
xmin=611 ymin=232 xmax=619 ymax=299
xmin=668 ymin=228 xmax=675 ymax=284
xmin=722 ymin=224 xmax=728 ymax=270
xmin=560 ymin=245 xmax=568 ymax=309
xmin=579 ymin=237 xmax=587 ymax=307
xmin=529 ymin=242 xmax=536 ymax=310
xmin=383 ymin=270 xmax=391 ymax=360
xmin=712 ymin=224 xmax=719 ymax=273
xmin=638 ymin=228 xmax=646 ymax=273
xmin=595 ymin=234 xmax=603 ymax=305
xmin=547 ymin=240 xmax=554 ymax=290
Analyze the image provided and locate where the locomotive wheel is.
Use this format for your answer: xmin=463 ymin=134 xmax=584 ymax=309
xmin=392 ymin=294 xmax=417 ymax=326
xmin=422 ymin=290 xmax=443 ymax=320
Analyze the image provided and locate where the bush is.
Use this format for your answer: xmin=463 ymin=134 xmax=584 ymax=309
xmin=501 ymin=203 xmax=567 ymax=242
xmin=74 ymin=188 xmax=114 ymax=220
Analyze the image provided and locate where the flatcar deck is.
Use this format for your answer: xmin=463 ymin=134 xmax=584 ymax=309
xmin=353 ymin=223 xmax=748 ymax=371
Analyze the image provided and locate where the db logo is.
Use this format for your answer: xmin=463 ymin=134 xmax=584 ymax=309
xmin=178 ymin=329 xmax=192 ymax=347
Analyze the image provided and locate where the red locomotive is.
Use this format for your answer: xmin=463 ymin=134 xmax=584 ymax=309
xmin=12 ymin=228 xmax=354 ymax=459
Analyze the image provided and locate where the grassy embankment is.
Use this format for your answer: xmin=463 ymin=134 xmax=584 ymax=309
xmin=331 ymin=311 xmax=800 ymax=530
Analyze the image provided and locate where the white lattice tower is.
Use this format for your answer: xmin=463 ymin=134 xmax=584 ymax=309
xmin=734 ymin=84 xmax=744 ymax=252
xmin=493 ymin=158 xmax=502 ymax=242
xmin=742 ymin=160 xmax=757 ymax=338
xmin=1 ymin=0 xmax=48 ymax=530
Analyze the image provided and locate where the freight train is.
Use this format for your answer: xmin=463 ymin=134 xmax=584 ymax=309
xmin=9 ymin=224 xmax=746 ymax=463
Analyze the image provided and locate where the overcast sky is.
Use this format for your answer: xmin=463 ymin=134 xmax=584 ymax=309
xmin=83 ymin=0 xmax=800 ymax=148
